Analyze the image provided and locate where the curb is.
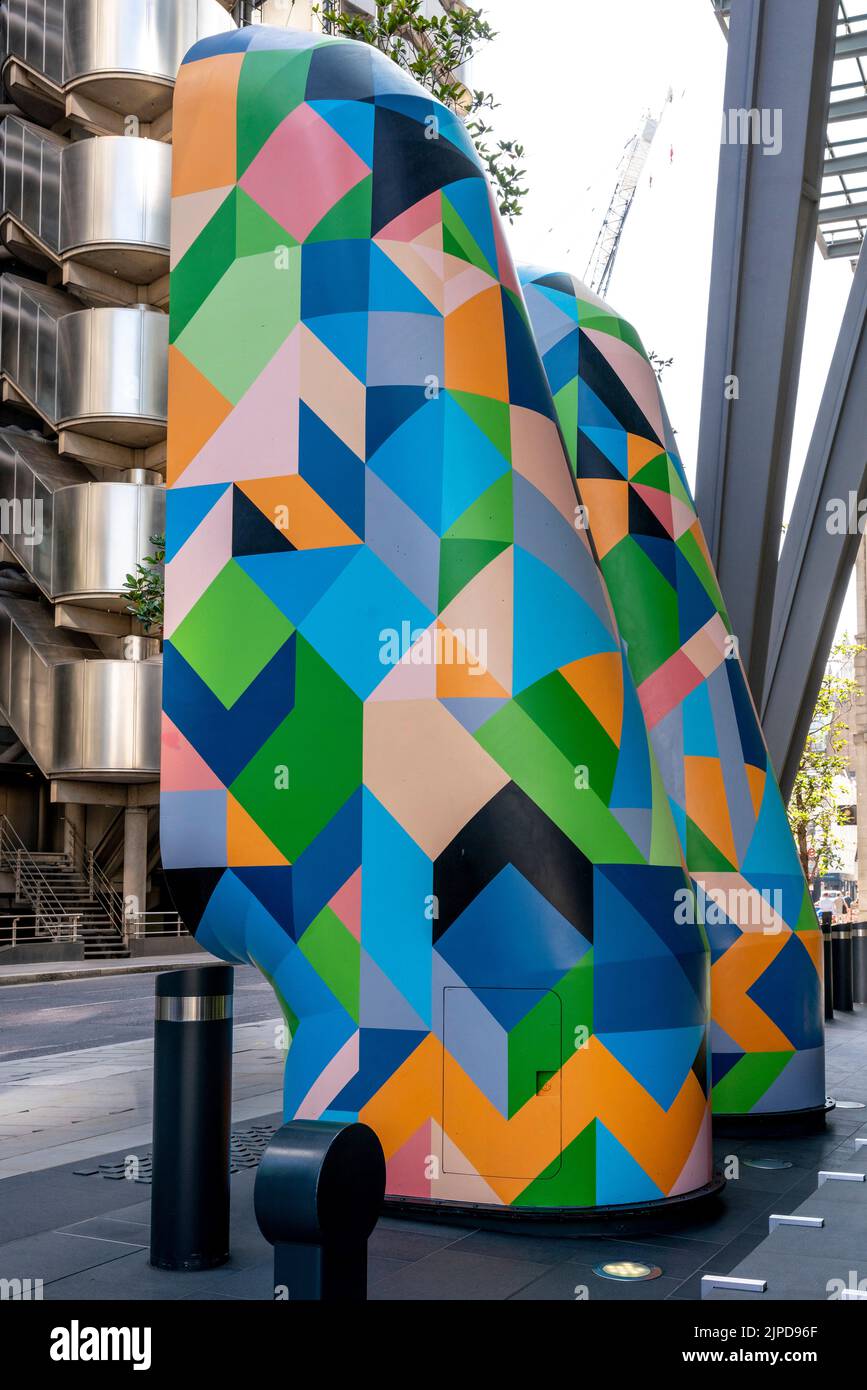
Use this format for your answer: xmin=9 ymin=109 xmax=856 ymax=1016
xmin=0 ymin=958 xmax=210 ymax=987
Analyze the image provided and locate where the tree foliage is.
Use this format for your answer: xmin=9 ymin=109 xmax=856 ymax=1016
xmin=123 ymin=533 xmax=165 ymax=634
xmin=788 ymin=635 xmax=863 ymax=884
xmin=313 ymin=0 xmax=527 ymax=219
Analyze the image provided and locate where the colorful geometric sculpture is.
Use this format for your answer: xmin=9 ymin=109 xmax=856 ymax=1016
xmin=520 ymin=269 xmax=825 ymax=1121
xmin=161 ymin=25 xmax=715 ymax=1213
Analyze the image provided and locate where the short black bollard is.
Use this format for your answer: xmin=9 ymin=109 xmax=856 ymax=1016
xmin=854 ymin=922 xmax=867 ymax=1006
xmin=832 ymin=924 xmax=854 ymax=1013
xmin=150 ymin=965 xmax=234 ymax=1271
xmin=254 ymin=1120 xmax=385 ymax=1301
xmin=821 ymin=912 xmax=835 ymax=1021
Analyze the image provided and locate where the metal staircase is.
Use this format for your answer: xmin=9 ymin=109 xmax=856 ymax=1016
xmin=0 ymin=813 xmax=126 ymax=958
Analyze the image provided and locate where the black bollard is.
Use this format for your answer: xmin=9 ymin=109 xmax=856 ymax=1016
xmin=854 ymin=923 xmax=867 ymax=1006
xmin=832 ymin=924 xmax=854 ymax=1013
xmin=150 ymin=965 xmax=234 ymax=1271
xmin=254 ymin=1119 xmax=385 ymax=1301
xmin=822 ymin=912 xmax=835 ymax=1021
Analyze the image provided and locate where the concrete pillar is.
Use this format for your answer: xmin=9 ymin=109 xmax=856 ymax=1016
xmin=123 ymin=807 xmax=149 ymax=924
xmin=853 ymin=536 xmax=867 ymax=913
xmin=62 ymin=802 xmax=86 ymax=862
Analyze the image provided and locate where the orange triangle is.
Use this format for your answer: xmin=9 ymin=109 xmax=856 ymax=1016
xmin=560 ymin=651 xmax=624 ymax=744
xmin=435 ymin=623 xmax=509 ymax=698
xmin=744 ymin=763 xmax=765 ymax=820
xmin=240 ymin=476 xmax=361 ymax=549
xmin=444 ymin=285 xmax=509 ymax=401
xmin=628 ymin=434 xmax=666 ymax=478
xmin=684 ymin=756 xmax=738 ymax=866
xmin=227 ymin=793 xmax=290 ymax=867
xmin=575 ymin=478 xmax=629 ymax=559
xmin=167 ymin=347 xmax=233 ymax=485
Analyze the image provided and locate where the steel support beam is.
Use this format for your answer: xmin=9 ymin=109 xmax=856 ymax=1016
xmin=762 ymin=244 xmax=867 ymax=800
xmin=829 ymin=93 xmax=867 ymax=122
xmin=696 ymin=0 xmax=837 ymax=706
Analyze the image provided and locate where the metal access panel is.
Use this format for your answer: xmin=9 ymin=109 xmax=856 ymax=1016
xmin=442 ymin=986 xmax=562 ymax=1181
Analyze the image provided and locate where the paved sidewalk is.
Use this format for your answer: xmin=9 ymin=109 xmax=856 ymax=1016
xmin=0 ymin=1020 xmax=283 ymax=1179
xmin=0 ymin=953 xmax=218 ymax=986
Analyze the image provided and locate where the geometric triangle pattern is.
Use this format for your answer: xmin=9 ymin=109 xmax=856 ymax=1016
xmin=521 ymin=267 xmax=824 ymax=1119
xmin=162 ymin=25 xmax=713 ymax=1212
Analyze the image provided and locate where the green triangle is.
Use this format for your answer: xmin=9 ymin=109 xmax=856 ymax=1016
xmin=445 ymin=472 xmax=513 ymax=544
xmin=306 ymin=173 xmax=372 ymax=243
xmin=666 ymin=456 xmax=694 ymax=510
xmin=553 ymin=377 xmax=578 ymax=474
xmin=438 ymin=538 xmax=509 ymax=611
xmin=513 ymin=1119 xmax=595 ymax=1208
xmin=600 ymin=536 xmax=679 ymax=686
xmin=631 ymin=451 xmax=671 ymax=492
xmin=169 ymin=188 xmax=237 ymax=344
xmin=685 ymin=814 xmax=737 ymax=873
xmin=677 ymin=527 xmax=727 ymax=618
xmin=441 ymin=193 xmax=496 ymax=277
xmin=236 ymin=47 xmax=315 ymax=177
xmin=712 ymin=1051 xmax=792 ymax=1115
xmin=450 ymin=390 xmax=511 ymax=462
xmin=235 ymin=186 xmax=299 ymax=257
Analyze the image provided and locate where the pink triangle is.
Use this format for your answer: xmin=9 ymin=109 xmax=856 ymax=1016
xmin=329 ymin=866 xmax=361 ymax=941
xmin=669 ymin=1107 xmax=713 ymax=1195
xmin=377 ymin=191 xmax=442 ymax=243
xmin=161 ymin=713 xmax=224 ymax=792
xmin=385 ymin=1119 xmax=433 ymax=1199
xmin=368 ymin=624 xmax=438 ymax=700
xmin=176 ymin=331 xmax=300 ymax=487
xmin=632 ymin=482 xmax=675 ymax=536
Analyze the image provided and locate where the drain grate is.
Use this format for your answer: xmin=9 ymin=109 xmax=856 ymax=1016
xmin=74 ymin=1124 xmax=277 ymax=1183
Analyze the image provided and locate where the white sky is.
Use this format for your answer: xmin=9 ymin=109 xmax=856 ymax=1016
xmin=476 ymin=0 xmax=858 ymax=633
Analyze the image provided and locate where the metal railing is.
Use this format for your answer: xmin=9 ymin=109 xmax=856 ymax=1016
xmin=0 ymin=911 xmax=80 ymax=948
xmin=125 ymin=911 xmax=187 ymax=939
xmin=64 ymin=819 xmax=126 ymax=941
xmin=0 ymin=814 xmax=81 ymax=938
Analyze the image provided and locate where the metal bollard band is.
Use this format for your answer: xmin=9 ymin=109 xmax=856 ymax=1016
xmin=853 ymin=928 xmax=867 ymax=939
xmin=831 ymin=929 xmax=852 ymax=941
xmin=154 ymin=994 xmax=233 ymax=1023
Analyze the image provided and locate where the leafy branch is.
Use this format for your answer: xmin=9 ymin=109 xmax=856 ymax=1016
xmin=123 ymin=533 xmax=165 ymax=634
xmin=314 ymin=0 xmax=527 ymax=219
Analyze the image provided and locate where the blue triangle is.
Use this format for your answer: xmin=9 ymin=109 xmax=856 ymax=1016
xmin=596 ymin=1121 xmax=664 ymax=1205
xmin=599 ymin=1025 xmax=705 ymax=1111
xmin=741 ymin=774 xmax=803 ymax=877
xmin=513 ymin=546 xmax=617 ymax=694
xmin=305 ymin=312 xmax=368 ymax=383
xmin=442 ymin=393 xmax=510 ymax=532
xmin=166 ymin=483 xmax=230 ymax=562
xmin=309 ymin=98 xmax=375 ymax=166
xmin=367 ymin=393 xmax=444 ymax=533
xmin=236 ymin=548 xmax=356 ymax=626
xmin=370 ymin=242 xmax=439 ymax=316
xmin=443 ymin=177 xmax=498 ymax=276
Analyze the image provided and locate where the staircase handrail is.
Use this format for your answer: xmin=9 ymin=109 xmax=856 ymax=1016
xmin=0 ymin=814 xmax=79 ymax=937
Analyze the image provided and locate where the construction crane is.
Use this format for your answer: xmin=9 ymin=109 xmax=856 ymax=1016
xmin=584 ymin=90 xmax=673 ymax=297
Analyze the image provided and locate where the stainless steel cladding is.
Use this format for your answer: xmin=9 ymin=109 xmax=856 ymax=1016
xmin=0 ymin=593 xmax=161 ymax=778
xmin=3 ymin=0 xmax=235 ymax=115
xmin=0 ymin=431 xmax=164 ymax=605
xmin=0 ymin=276 xmax=167 ymax=440
xmin=0 ymin=117 xmax=171 ymax=271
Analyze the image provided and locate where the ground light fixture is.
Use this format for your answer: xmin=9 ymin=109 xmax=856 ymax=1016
xmin=593 ymin=1261 xmax=664 ymax=1282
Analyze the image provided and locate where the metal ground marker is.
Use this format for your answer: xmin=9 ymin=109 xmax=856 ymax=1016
xmin=701 ymin=1275 xmax=766 ymax=1299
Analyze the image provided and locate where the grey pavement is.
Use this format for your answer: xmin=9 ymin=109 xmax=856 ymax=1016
xmin=0 ymin=952 xmax=221 ymax=986
xmin=0 ymin=966 xmax=280 ymax=1062
xmin=2 ymin=994 xmax=867 ymax=1299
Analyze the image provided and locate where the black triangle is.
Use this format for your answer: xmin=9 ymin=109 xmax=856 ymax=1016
xmin=371 ymin=103 xmax=484 ymax=236
xmin=433 ymin=781 xmax=593 ymax=944
xmin=165 ymin=867 xmax=225 ymax=934
xmin=232 ymin=485 xmax=295 ymax=557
